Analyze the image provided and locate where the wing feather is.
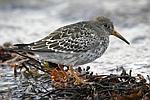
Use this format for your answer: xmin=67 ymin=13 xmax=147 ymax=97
xmin=28 ymin=21 xmax=99 ymax=53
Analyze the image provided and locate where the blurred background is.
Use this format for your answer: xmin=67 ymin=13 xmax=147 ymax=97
xmin=0 ymin=0 xmax=150 ymax=98
xmin=0 ymin=0 xmax=150 ymax=75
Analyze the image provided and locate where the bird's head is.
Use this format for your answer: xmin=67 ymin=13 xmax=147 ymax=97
xmin=91 ymin=16 xmax=130 ymax=45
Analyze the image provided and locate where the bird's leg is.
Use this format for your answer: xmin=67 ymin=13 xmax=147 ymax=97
xmin=58 ymin=64 xmax=68 ymax=79
xmin=69 ymin=66 xmax=84 ymax=84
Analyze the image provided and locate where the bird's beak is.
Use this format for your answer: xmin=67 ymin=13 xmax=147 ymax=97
xmin=111 ymin=29 xmax=130 ymax=45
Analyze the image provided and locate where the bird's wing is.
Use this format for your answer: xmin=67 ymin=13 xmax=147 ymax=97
xmin=17 ymin=22 xmax=99 ymax=53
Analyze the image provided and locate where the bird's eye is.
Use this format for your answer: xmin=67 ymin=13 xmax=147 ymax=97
xmin=104 ymin=24 xmax=107 ymax=27
xmin=103 ymin=24 xmax=110 ymax=28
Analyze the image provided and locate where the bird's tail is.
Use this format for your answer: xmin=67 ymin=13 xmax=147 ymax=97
xmin=13 ymin=44 xmax=30 ymax=51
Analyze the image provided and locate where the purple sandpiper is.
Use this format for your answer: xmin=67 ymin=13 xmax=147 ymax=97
xmin=14 ymin=16 xmax=130 ymax=84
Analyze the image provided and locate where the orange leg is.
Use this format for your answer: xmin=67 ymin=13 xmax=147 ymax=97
xmin=58 ymin=64 xmax=68 ymax=79
xmin=69 ymin=66 xmax=81 ymax=84
xmin=69 ymin=66 xmax=88 ymax=84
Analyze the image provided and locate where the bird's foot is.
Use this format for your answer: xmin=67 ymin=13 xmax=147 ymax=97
xmin=69 ymin=66 xmax=89 ymax=85
xmin=58 ymin=64 xmax=69 ymax=79
xmin=57 ymin=64 xmax=88 ymax=85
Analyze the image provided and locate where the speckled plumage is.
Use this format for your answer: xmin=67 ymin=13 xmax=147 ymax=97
xmin=14 ymin=16 xmax=130 ymax=66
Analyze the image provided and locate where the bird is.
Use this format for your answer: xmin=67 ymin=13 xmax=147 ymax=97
xmin=14 ymin=16 xmax=130 ymax=84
